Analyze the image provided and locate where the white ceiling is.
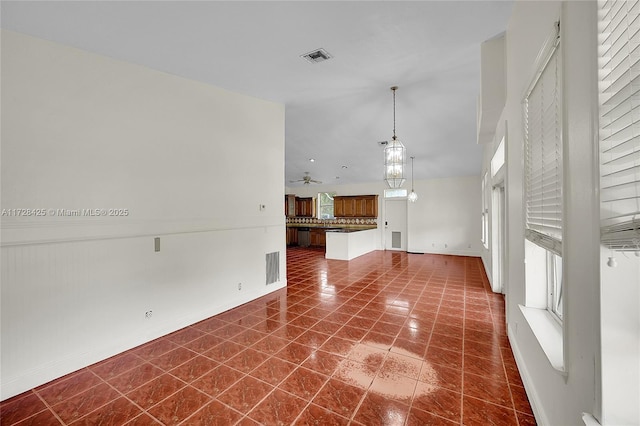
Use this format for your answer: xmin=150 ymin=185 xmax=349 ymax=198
xmin=1 ymin=1 xmax=512 ymax=187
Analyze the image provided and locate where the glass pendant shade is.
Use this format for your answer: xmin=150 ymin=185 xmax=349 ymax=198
xmin=384 ymin=138 xmax=406 ymax=188
xmin=408 ymin=155 xmax=418 ymax=202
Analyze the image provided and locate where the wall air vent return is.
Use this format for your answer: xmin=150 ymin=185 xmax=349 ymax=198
xmin=301 ymin=48 xmax=333 ymax=64
xmin=392 ymin=232 xmax=402 ymax=249
xmin=266 ymin=252 xmax=280 ymax=285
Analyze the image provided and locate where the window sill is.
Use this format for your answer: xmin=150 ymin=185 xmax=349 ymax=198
xmin=519 ymin=304 xmax=566 ymax=373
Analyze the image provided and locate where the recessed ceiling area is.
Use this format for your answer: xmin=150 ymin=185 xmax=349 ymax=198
xmin=0 ymin=1 xmax=512 ymax=187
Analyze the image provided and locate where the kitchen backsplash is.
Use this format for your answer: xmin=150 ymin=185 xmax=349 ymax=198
xmin=287 ymin=217 xmax=377 ymax=226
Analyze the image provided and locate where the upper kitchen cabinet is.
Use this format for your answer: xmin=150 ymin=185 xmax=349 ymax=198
xmin=360 ymin=195 xmax=378 ymax=217
xmin=285 ymin=194 xmax=296 ymax=217
xmin=334 ymin=197 xmax=354 ymax=217
xmin=334 ymin=195 xmax=378 ymax=218
xmin=285 ymin=195 xmax=313 ymax=217
xmin=295 ymin=197 xmax=314 ymax=217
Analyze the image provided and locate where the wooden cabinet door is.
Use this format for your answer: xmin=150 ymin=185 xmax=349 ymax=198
xmin=295 ymin=199 xmax=302 ymax=216
xmin=343 ymin=198 xmax=356 ymax=217
xmin=295 ymin=197 xmax=313 ymax=217
xmin=363 ymin=196 xmax=378 ymax=217
xmin=286 ymin=227 xmax=298 ymax=245
xmin=295 ymin=198 xmax=304 ymax=216
xmin=334 ymin=198 xmax=345 ymax=217
xmin=305 ymin=198 xmax=313 ymax=216
xmin=285 ymin=195 xmax=296 ymax=217
xmin=355 ymin=198 xmax=367 ymax=217
xmin=309 ymin=229 xmax=326 ymax=246
xmin=317 ymin=230 xmax=326 ymax=246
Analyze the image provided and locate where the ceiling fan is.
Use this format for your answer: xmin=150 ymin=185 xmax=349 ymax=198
xmin=290 ymin=172 xmax=322 ymax=185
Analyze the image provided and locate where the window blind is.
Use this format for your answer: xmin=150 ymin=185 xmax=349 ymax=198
xmin=599 ymin=0 xmax=640 ymax=250
xmin=524 ymin=23 xmax=562 ymax=256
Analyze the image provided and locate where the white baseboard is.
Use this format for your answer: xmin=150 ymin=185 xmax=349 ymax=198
xmin=414 ymin=248 xmax=482 ymax=257
xmin=508 ymin=323 xmax=548 ymax=426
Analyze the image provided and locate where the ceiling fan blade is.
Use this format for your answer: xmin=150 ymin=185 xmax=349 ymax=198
xmin=291 ymin=174 xmax=320 ymax=184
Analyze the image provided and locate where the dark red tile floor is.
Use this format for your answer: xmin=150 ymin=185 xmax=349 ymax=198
xmin=0 ymin=248 xmax=535 ymax=425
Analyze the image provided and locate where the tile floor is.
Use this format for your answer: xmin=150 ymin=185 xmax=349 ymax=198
xmin=1 ymin=248 xmax=535 ymax=425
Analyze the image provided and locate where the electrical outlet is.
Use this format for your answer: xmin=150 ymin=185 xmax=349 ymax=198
xmin=444 ymin=243 xmax=448 ymax=248
xmin=259 ymin=204 xmax=266 ymax=211
xmin=145 ymin=310 xmax=153 ymax=319
xmin=238 ymin=282 xmax=242 ymax=291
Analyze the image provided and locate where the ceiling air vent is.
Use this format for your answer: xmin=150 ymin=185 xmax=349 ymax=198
xmin=301 ymin=48 xmax=332 ymax=64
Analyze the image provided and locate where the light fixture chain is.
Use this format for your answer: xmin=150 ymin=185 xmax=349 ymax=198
xmin=391 ymin=86 xmax=399 ymax=140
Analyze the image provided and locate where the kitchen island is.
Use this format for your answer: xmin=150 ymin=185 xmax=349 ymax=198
xmin=325 ymin=228 xmax=377 ymax=260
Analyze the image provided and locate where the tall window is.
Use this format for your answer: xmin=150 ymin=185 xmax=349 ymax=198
xmin=318 ymin=192 xmax=335 ymax=219
xmin=599 ymin=0 xmax=640 ymax=251
xmin=384 ymin=188 xmax=407 ymax=198
xmin=523 ymin=22 xmax=563 ymax=321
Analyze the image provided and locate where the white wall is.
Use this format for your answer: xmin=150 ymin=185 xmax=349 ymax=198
xmin=407 ymin=176 xmax=480 ymax=256
xmin=0 ymin=30 xmax=286 ymax=400
xmin=600 ymin=248 xmax=640 ymax=425
xmin=289 ymin=176 xmax=480 ymax=257
xmin=480 ymin=2 xmax=604 ymax=424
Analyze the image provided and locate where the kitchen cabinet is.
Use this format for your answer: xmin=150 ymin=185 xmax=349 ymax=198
xmin=285 ymin=194 xmax=296 ymax=217
xmin=333 ymin=198 xmax=345 ymax=217
xmin=344 ymin=198 xmax=357 ymax=216
xmin=296 ymin=197 xmax=314 ymax=217
xmin=361 ymin=196 xmax=378 ymax=217
xmin=310 ymin=228 xmax=326 ymax=247
xmin=334 ymin=195 xmax=358 ymax=218
xmin=286 ymin=227 xmax=298 ymax=246
xmin=334 ymin=195 xmax=378 ymax=218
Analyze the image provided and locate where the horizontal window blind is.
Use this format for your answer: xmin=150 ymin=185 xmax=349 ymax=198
xmin=524 ymin=24 xmax=562 ymax=255
xmin=599 ymin=0 xmax=640 ymax=250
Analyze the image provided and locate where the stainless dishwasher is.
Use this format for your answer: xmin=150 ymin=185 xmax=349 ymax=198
xmin=297 ymin=227 xmax=310 ymax=247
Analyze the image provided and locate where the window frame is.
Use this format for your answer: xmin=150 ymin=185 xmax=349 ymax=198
xmin=546 ymin=250 xmax=563 ymax=322
xmin=522 ymin=21 xmax=565 ymax=325
xmin=317 ymin=192 xmax=336 ymax=219
xmin=384 ymin=188 xmax=408 ymax=198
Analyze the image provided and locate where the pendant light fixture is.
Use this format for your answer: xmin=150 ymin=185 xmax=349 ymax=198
xmin=408 ymin=156 xmax=418 ymax=202
xmin=384 ymin=86 xmax=406 ymax=188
